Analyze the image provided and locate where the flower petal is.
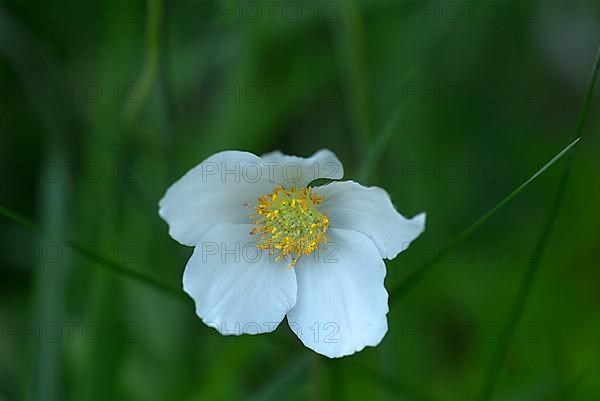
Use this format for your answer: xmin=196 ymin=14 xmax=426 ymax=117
xmin=286 ymin=228 xmax=388 ymax=358
xmin=159 ymin=151 xmax=277 ymax=246
xmin=261 ymin=148 xmax=344 ymax=187
xmin=317 ymin=181 xmax=425 ymax=259
xmin=159 ymin=149 xmax=345 ymax=246
xmin=183 ymin=223 xmax=297 ymax=335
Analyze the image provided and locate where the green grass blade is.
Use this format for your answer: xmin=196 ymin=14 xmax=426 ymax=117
xmin=0 ymin=205 xmax=186 ymax=300
xmin=69 ymin=242 xmax=187 ymax=300
xmin=356 ymin=104 xmax=404 ymax=183
xmin=478 ymin=44 xmax=600 ymax=401
xmin=0 ymin=205 xmax=43 ymax=234
xmin=389 ymin=136 xmax=580 ymax=306
xmin=245 ymin=354 xmax=310 ymax=401
xmin=357 ymin=105 xmax=404 ymax=183
xmin=573 ymin=47 xmax=600 ymax=141
xmin=356 ymin=67 xmax=419 ymax=183
xmin=32 ymin=147 xmax=68 ymax=401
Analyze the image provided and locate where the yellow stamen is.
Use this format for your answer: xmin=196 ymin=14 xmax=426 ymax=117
xmin=250 ymin=186 xmax=328 ymax=268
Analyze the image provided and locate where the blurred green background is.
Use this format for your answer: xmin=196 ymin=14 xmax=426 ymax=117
xmin=1 ymin=0 xmax=600 ymax=400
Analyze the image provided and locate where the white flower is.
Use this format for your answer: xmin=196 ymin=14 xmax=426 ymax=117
xmin=159 ymin=149 xmax=425 ymax=358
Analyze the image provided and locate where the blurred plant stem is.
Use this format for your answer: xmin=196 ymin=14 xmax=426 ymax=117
xmin=0 ymin=9 xmax=70 ymax=400
xmin=333 ymin=0 xmax=372 ymax=153
xmin=32 ymin=144 xmax=70 ymax=401
xmin=311 ymin=355 xmax=332 ymax=401
xmin=157 ymin=1 xmax=177 ymax=182
xmin=478 ymin=44 xmax=600 ymax=401
xmin=124 ymin=0 xmax=162 ymax=123
xmin=124 ymin=0 xmax=176 ymax=181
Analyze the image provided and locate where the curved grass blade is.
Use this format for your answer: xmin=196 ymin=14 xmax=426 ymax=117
xmin=478 ymin=44 xmax=600 ymax=401
xmin=389 ymin=136 xmax=580 ymax=306
xmin=124 ymin=0 xmax=163 ymax=122
xmin=0 ymin=205 xmax=186 ymax=300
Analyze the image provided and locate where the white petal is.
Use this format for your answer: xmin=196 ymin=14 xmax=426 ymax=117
xmin=159 ymin=151 xmax=276 ymax=246
xmin=261 ymin=148 xmax=344 ymax=187
xmin=183 ymin=223 xmax=297 ymax=335
xmin=286 ymin=228 xmax=388 ymax=358
xmin=317 ymin=181 xmax=425 ymax=259
xmin=159 ymin=150 xmax=345 ymax=246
